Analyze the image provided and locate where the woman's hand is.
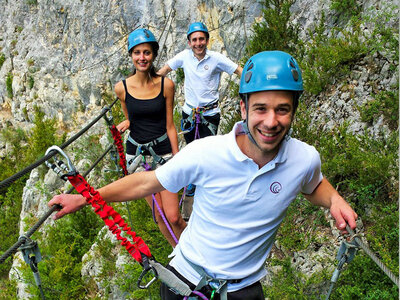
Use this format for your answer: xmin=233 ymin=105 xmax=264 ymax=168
xmin=117 ymin=120 xmax=130 ymax=133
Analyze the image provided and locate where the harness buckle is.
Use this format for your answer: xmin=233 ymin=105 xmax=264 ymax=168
xmin=45 ymin=145 xmax=77 ymax=180
xmin=195 ymin=107 xmax=205 ymax=114
xmin=137 ymin=254 xmax=158 ymax=289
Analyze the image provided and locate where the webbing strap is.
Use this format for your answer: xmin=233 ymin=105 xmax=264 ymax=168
xmin=149 ymin=260 xmax=192 ymax=296
xmin=67 ymin=173 xmax=152 ymax=263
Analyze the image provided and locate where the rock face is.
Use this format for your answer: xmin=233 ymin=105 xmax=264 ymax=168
xmin=0 ymin=0 xmax=261 ymax=131
xmin=1 ymin=0 xmax=398 ymax=298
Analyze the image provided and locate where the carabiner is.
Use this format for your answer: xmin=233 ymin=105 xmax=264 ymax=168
xmin=137 ymin=254 xmax=158 ymax=289
xmin=45 ymin=145 xmax=77 ymax=180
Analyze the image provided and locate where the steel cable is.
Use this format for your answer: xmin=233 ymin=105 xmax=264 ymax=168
xmin=0 ymin=98 xmax=118 ymax=190
xmin=0 ymin=144 xmax=113 ymax=264
xmin=346 ymin=225 xmax=399 ymax=287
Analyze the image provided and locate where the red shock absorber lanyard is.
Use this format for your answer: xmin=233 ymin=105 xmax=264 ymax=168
xmin=108 ymin=124 xmax=129 ymax=176
xmin=67 ymin=173 xmax=152 ymax=263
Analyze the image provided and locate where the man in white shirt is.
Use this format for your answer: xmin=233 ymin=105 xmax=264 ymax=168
xmin=158 ymin=22 xmax=242 ymax=197
xmin=49 ymin=51 xmax=357 ymax=300
xmin=158 ymin=22 xmax=242 ymax=144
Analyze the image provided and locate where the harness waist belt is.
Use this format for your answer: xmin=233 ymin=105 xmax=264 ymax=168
xmin=186 ymin=100 xmax=219 ymax=112
xmin=179 ymin=248 xmax=242 ymax=300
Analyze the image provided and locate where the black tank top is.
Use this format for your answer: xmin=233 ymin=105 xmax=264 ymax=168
xmin=123 ymin=77 xmax=172 ymax=155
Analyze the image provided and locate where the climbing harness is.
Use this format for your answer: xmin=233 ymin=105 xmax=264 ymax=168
xmin=127 ymin=133 xmax=168 ymax=170
xmin=179 ymin=249 xmax=241 ymax=300
xmin=180 ymin=103 xmax=219 ymax=137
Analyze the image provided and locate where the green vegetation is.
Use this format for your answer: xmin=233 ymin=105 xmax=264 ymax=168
xmin=0 ymin=53 xmax=5 ymax=68
xmin=330 ymin=0 xmax=362 ymax=18
xmin=175 ymin=68 xmax=185 ymax=85
xmin=27 ymin=58 xmax=34 ymax=66
xmin=28 ymin=75 xmax=34 ymax=89
xmin=0 ymin=108 xmax=65 ymax=279
xmin=6 ymin=72 xmax=13 ymax=98
xmin=301 ymin=14 xmax=369 ymax=95
xmin=244 ymin=0 xmax=302 ymax=62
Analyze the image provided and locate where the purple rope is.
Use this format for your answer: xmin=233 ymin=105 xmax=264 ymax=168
xmin=194 ymin=113 xmax=201 ymax=140
xmin=142 ymin=161 xmax=179 ymax=245
xmin=183 ymin=291 xmax=209 ymax=300
xmin=179 ymin=186 xmax=187 ymax=206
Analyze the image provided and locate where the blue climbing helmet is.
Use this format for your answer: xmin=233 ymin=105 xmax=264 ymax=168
xmin=239 ymin=50 xmax=303 ymax=109
xmin=127 ymin=28 xmax=159 ymax=53
xmin=187 ymin=22 xmax=209 ymax=40
xmin=239 ymin=51 xmax=303 ymax=147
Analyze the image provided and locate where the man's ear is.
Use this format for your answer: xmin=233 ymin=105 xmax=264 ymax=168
xmin=240 ymin=99 xmax=247 ymax=120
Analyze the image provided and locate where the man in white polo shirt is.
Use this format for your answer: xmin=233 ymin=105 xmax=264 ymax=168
xmin=158 ymin=21 xmax=242 ymax=197
xmin=49 ymin=51 xmax=357 ymax=300
xmin=158 ymin=21 xmax=242 ymax=143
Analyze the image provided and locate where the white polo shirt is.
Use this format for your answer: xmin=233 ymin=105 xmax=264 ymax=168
xmin=155 ymin=121 xmax=323 ymax=291
xmin=167 ymin=49 xmax=238 ymax=116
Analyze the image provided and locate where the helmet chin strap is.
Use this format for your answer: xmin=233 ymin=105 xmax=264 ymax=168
xmin=243 ymin=94 xmax=262 ymax=150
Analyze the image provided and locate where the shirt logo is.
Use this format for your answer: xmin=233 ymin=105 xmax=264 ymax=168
xmin=270 ymin=182 xmax=282 ymax=194
xmin=204 ymin=65 xmax=209 ymax=70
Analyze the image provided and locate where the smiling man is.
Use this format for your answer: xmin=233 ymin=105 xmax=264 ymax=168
xmin=158 ymin=22 xmax=242 ymax=197
xmin=49 ymin=51 xmax=357 ymax=300
xmin=158 ymin=22 xmax=242 ymax=143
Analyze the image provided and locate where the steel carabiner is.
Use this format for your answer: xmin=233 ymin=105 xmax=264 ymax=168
xmin=45 ymin=145 xmax=77 ymax=180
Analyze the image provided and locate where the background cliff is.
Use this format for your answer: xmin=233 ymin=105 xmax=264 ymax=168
xmin=0 ymin=0 xmax=398 ymax=299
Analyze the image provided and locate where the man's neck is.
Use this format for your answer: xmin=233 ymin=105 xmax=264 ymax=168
xmin=236 ymin=134 xmax=279 ymax=169
xmin=192 ymin=49 xmax=207 ymax=61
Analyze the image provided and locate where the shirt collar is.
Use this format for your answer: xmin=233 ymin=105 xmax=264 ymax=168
xmin=229 ymin=121 xmax=289 ymax=164
xmin=190 ymin=48 xmax=210 ymax=62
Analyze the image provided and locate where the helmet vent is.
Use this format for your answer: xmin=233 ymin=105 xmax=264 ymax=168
xmin=144 ymin=30 xmax=150 ymax=38
xmin=289 ymin=60 xmax=296 ymax=68
xmin=247 ymin=62 xmax=254 ymax=71
xmin=244 ymin=71 xmax=252 ymax=83
xmin=291 ymin=69 xmax=299 ymax=81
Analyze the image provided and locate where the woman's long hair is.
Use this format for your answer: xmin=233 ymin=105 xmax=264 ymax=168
xmin=129 ymin=42 xmax=159 ymax=78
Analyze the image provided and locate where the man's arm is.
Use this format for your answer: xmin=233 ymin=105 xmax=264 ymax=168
xmin=157 ymin=64 xmax=173 ymax=77
xmin=234 ymin=66 xmax=243 ymax=77
xmin=48 ymin=171 xmax=165 ymax=220
xmin=303 ymin=177 xmax=358 ymax=232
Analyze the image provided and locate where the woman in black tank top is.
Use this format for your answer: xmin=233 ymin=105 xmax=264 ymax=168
xmin=114 ymin=28 xmax=186 ymax=247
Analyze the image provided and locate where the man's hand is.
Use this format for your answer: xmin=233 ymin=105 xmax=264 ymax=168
xmin=48 ymin=194 xmax=87 ymax=220
xmin=330 ymin=195 xmax=358 ymax=234
xmin=304 ymin=177 xmax=358 ymax=234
